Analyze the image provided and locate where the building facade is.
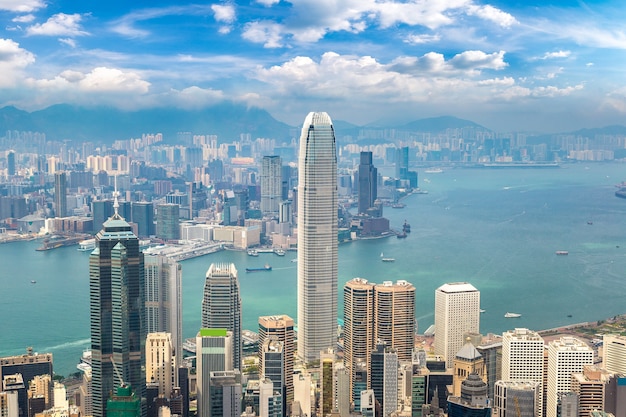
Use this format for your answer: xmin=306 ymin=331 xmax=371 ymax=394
xmin=258 ymin=315 xmax=294 ymax=412
xmin=296 ymin=112 xmax=338 ymax=362
xmin=357 ymin=151 xmax=377 ymax=215
xmin=54 ymin=171 xmax=67 ymax=218
xmin=260 ymin=155 xmax=282 ymax=216
xmin=374 ymin=280 xmax=416 ymax=361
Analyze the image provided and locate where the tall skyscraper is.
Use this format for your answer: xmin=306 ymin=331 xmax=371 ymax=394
xmin=343 ymin=278 xmax=375 ymax=402
xmin=374 ymin=280 xmax=416 ymax=361
xmin=201 ymin=263 xmax=242 ymax=371
xmin=196 ymin=329 xmax=233 ymax=417
xmin=260 ymin=156 xmax=282 ymax=216
xmin=434 ymin=282 xmax=480 ymax=368
xmin=144 ymin=253 xmax=182 ymax=369
xmin=260 ymin=338 xmax=285 ymax=413
xmin=602 ymin=334 xmax=626 ymax=374
xmin=357 ymin=152 xmax=377 ymax=215
xmin=131 ymin=202 xmax=154 ymax=238
xmin=89 ymin=197 xmax=145 ymax=417
xmin=155 ymin=204 xmax=180 ymax=241
xmin=7 ymin=151 xmax=15 ymax=176
xmin=502 ymin=328 xmax=544 ymax=413
xmin=546 ymin=337 xmax=593 ymax=417
xmin=395 ymin=147 xmax=409 ymax=180
xmin=296 ymin=111 xmax=338 ymax=363
xmin=145 ymin=333 xmax=174 ymax=398
xmin=54 ymin=171 xmax=67 ymax=218
xmin=258 ymin=315 xmax=294 ymax=412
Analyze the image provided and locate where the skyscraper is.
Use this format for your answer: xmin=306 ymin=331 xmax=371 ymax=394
xmin=155 ymin=204 xmax=179 ymax=241
xmin=502 ymin=328 xmax=544 ymax=413
xmin=602 ymin=334 xmax=626 ymax=374
xmin=145 ymin=333 xmax=174 ymax=398
xmin=357 ymin=151 xmax=377 ymax=215
xmin=297 ymin=112 xmax=338 ymax=363
xmin=144 ymin=253 xmax=182 ymax=369
xmin=546 ymin=337 xmax=593 ymax=417
xmin=201 ymin=263 xmax=242 ymax=371
xmin=131 ymin=202 xmax=154 ymax=238
xmin=258 ymin=315 xmax=294 ymax=412
xmin=7 ymin=151 xmax=15 ymax=176
xmin=89 ymin=197 xmax=145 ymax=417
xmin=343 ymin=278 xmax=375 ymax=402
xmin=54 ymin=171 xmax=67 ymax=218
xmin=196 ymin=329 xmax=233 ymax=417
xmin=374 ymin=280 xmax=416 ymax=361
xmin=434 ymin=282 xmax=480 ymax=368
xmin=260 ymin=156 xmax=282 ymax=216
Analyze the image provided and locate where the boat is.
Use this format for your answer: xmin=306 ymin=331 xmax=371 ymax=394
xmin=391 ymin=203 xmax=405 ymax=209
xmin=555 ymin=250 xmax=569 ymax=255
xmin=247 ymin=250 xmax=259 ymax=256
xmin=380 ymin=253 xmax=395 ymax=262
xmin=274 ymin=249 xmax=285 ymax=256
xmin=31 ymin=280 xmax=36 ymax=284
xmin=504 ymin=312 xmax=522 ymax=318
xmin=290 ymin=258 xmax=297 ymax=263
xmin=397 ymin=232 xmax=407 ymax=239
xmin=425 ymin=168 xmax=443 ymax=173
xmin=480 ymin=309 xmax=486 ymax=313
xmin=403 ymin=221 xmax=411 ymax=233
xmin=78 ymin=238 xmax=96 ymax=251
xmin=246 ymin=264 xmax=272 ymax=273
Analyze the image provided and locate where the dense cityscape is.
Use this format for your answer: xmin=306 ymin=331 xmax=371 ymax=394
xmin=1 ymin=109 xmax=626 ymax=417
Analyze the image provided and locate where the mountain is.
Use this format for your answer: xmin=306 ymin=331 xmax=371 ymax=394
xmin=398 ymin=115 xmax=489 ymax=132
xmin=569 ymin=125 xmax=626 ymax=137
xmin=0 ymin=103 xmax=293 ymax=144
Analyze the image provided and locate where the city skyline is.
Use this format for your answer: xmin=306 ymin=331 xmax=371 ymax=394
xmin=0 ymin=1 xmax=625 ymax=132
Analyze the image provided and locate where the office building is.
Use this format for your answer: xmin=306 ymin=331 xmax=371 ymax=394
xmin=131 ymin=202 xmax=154 ymax=237
xmin=476 ymin=334 xmax=502 ymax=401
xmin=2 ymin=374 xmax=25 ymax=417
xmin=89 ymin=197 xmax=145 ymax=417
xmin=603 ymin=334 xmax=626 ymax=374
xmin=260 ymin=338 xmax=285 ymax=413
xmin=320 ymin=349 xmax=334 ymax=417
xmin=106 ymin=385 xmax=140 ymax=417
xmin=258 ymin=377 xmax=282 ymax=417
xmin=144 ymin=254 xmax=182 ymax=369
xmin=208 ymin=371 xmax=242 ymax=417
xmin=556 ymin=392 xmax=578 ymax=417
xmin=0 ymin=349 xmax=53 ymax=406
xmin=201 ymin=263 xmax=242 ymax=371
xmin=156 ymin=204 xmax=180 ymax=241
xmin=374 ymin=280 xmax=415 ymax=361
xmin=293 ymin=372 xmax=312 ymax=417
xmin=343 ymin=278 xmax=375 ymax=402
xmin=296 ymin=111 xmax=338 ymax=362
xmin=382 ymin=348 xmax=399 ymax=417
xmin=434 ymin=282 xmax=480 ymax=368
xmin=447 ymin=373 xmax=491 ymax=417
xmin=452 ymin=343 xmax=486 ymax=397
xmin=546 ymin=337 xmax=593 ymax=417
xmin=334 ymin=363 xmax=350 ymax=417
xmin=395 ymin=147 xmax=409 ymax=180
xmin=196 ymin=329 xmax=233 ymax=417
xmin=571 ymin=366 xmax=611 ymax=417
xmin=258 ymin=315 xmax=295 ymax=412
xmin=261 ymin=156 xmax=282 ymax=216
xmin=145 ymin=333 xmax=174 ymax=398
xmin=358 ymin=151 xmax=377 ymax=215
xmin=501 ymin=328 xmax=544 ymax=409
xmin=360 ymin=390 xmax=376 ymax=417
xmin=54 ymin=171 xmax=67 ymax=217
xmin=493 ymin=380 xmax=539 ymax=417
xmin=0 ymin=390 xmax=18 ymax=417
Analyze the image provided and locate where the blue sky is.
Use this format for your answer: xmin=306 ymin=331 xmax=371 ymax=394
xmin=1 ymin=0 xmax=626 ymax=132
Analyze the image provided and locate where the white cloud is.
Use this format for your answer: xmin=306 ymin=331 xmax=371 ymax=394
xmin=404 ymin=33 xmax=441 ymax=45
xmin=449 ymin=50 xmax=507 ymax=70
xmin=165 ymin=86 xmax=225 ymax=109
xmin=541 ymin=50 xmax=571 ymax=59
xmin=0 ymin=0 xmax=45 ymax=12
xmin=255 ymin=0 xmax=280 ymax=6
xmin=58 ymin=38 xmax=77 ymax=48
xmin=499 ymin=84 xmax=584 ymax=100
xmin=110 ymin=5 xmax=214 ymax=39
xmin=0 ymin=38 xmax=35 ymax=87
xmin=12 ymin=14 xmax=35 ymax=23
xmin=212 ymin=4 xmax=236 ymax=23
xmin=26 ymin=13 xmax=89 ymax=37
xmin=478 ymin=77 xmax=515 ymax=86
xmin=466 ymin=4 xmax=517 ymax=28
xmin=390 ymin=50 xmax=507 ymax=75
xmin=242 ymin=21 xmax=284 ymax=48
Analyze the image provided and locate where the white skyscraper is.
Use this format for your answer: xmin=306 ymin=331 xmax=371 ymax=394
xmin=296 ymin=112 xmax=338 ymax=362
xmin=502 ymin=328 xmax=544 ymax=415
xmin=260 ymin=155 xmax=282 ymax=216
xmin=196 ymin=328 xmax=233 ymax=417
xmin=434 ymin=282 xmax=480 ymax=368
xmin=546 ymin=337 xmax=593 ymax=417
xmin=602 ymin=334 xmax=626 ymax=374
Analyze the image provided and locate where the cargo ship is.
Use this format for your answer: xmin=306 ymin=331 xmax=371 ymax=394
xmin=246 ymin=264 xmax=272 ymax=273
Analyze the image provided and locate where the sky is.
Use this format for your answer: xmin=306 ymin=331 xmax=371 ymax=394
xmin=1 ymin=0 xmax=626 ymax=133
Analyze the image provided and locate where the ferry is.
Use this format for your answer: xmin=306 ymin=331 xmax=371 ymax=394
xmin=247 ymin=249 xmax=259 ymax=257
xmin=78 ymin=238 xmax=96 ymax=251
xmin=391 ymin=203 xmax=406 ymax=209
xmin=425 ymin=168 xmax=443 ymax=173
xmin=380 ymin=252 xmax=395 ymax=262
xmin=504 ymin=312 xmax=522 ymax=318
xmin=274 ymin=249 xmax=286 ymax=256
xmin=246 ymin=264 xmax=272 ymax=273
xmin=555 ymin=250 xmax=569 ymax=256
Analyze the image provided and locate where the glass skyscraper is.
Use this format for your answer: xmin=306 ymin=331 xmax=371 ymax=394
xmin=296 ymin=112 xmax=338 ymax=362
xmin=89 ymin=204 xmax=145 ymax=417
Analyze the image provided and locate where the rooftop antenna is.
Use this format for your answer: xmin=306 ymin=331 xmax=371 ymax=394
xmin=113 ymin=175 xmax=120 ymax=217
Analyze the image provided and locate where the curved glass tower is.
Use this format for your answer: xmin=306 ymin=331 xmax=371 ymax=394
xmin=297 ymin=112 xmax=338 ymax=362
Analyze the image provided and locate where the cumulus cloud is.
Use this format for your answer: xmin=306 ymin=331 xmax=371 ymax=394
xmin=26 ymin=13 xmax=89 ymax=37
xmin=255 ymin=0 xmax=280 ymax=6
xmin=165 ymin=86 xmax=225 ymax=108
xmin=466 ymin=4 xmax=517 ymax=28
xmin=499 ymin=84 xmax=583 ymax=100
xmin=12 ymin=14 xmax=36 ymax=23
xmin=391 ymin=50 xmax=507 ymax=75
xmin=212 ymin=4 xmax=236 ymax=23
xmin=242 ymin=21 xmax=284 ymax=48
xmin=0 ymin=0 xmax=45 ymax=12
xmin=0 ymin=38 xmax=35 ymax=87
xmin=541 ymin=50 xmax=571 ymax=59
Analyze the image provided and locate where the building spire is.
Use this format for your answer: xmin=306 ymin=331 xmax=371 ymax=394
xmin=113 ymin=175 xmax=120 ymax=217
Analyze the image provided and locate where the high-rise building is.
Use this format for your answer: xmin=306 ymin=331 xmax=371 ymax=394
xmin=571 ymin=365 xmax=611 ymax=417
xmin=501 ymin=328 xmax=544 ymax=411
xmin=260 ymin=338 xmax=285 ymax=413
xmin=320 ymin=349 xmax=335 ymax=417
xmin=106 ymin=385 xmax=141 ymax=417
xmin=144 ymin=254 xmax=182 ymax=369
xmin=395 ymin=147 xmax=409 ymax=180
xmin=603 ymin=334 xmax=626 ymax=374
xmin=0 ymin=390 xmax=19 ymax=417
xmin=54 ymin=171 xmax=67 ymax=217
xmin=7 ymin=151 xmax=15 ymax=176
xmin=261 ymin=156 xmax=282 ymax=216
xmin=89 ymin=198 xmax=145 ymax=417
xmin=434 ymin=282 xmax=480 ymax=368
xmin=374 ymin=280 xmax=415 ymax=361
xmin=258 ymin=315 xmax=294 ymax=413
xmin=493 ymin=380 xmax=540 ymax=417
xmin=343 ymin=278 xmax=375 ymax=402
xmin=145 ymin=333 xmax=174 ymax=398
xmin=476 ymin=334 xmax=502 ymax=401
xmin=382 ymin=348 xmax=399 ymax=417
xmin=208 ymin=371 xmax=242 ymax=417
xmin=156 ymin=204 xmax=179 ymax=241
xmin=452 ymin=343 xmax=486 ymax=397
xmin=201 ymin=264 xmax=241 ymax=371
xmin=447 ymin=373 xmax=491 ymax=417
xmin=546 ymin=337 xmax=593 ymax=417
xmin=358 ymin=152 xmax=377 ymax=215
xmin=296 ymin=112 xmax=338 ymax=363
xmin=131 ymin=202 xmax=154 ymax=238
xmin=196 ymin=329 xmax=233 ymax=417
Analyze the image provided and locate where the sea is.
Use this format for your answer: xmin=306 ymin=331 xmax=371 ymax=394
xmin=2 ymin=163 xmax=626 ymax=377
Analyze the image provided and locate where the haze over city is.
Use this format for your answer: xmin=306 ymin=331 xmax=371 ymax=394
xmin=1 ymin=0 xmax=626 ymax=132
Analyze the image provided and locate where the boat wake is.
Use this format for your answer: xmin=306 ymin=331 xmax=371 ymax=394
xmin=41 ymin=338 xmax=91 ymax=351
